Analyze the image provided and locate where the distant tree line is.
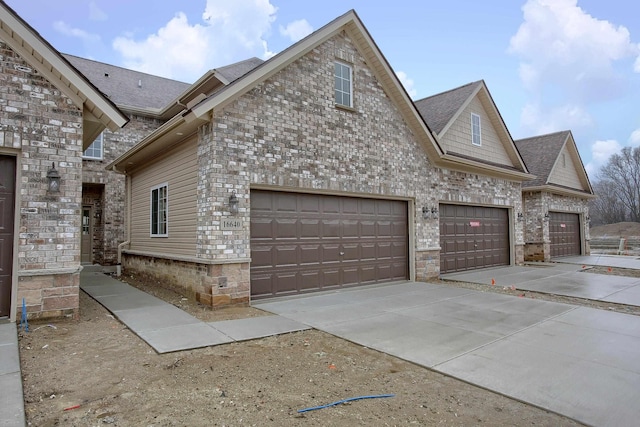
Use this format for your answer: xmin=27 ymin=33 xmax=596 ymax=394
xmin=589 ymin=146 xmax=640 ymax=225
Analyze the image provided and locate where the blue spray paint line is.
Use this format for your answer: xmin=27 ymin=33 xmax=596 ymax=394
xmin=21 ymin=298 xmax=29 ymax=332
xmin=298 ymin=394 xmax=395 ymax=413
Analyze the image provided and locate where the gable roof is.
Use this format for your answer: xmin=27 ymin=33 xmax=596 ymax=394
xmin=109 ymin=9 xmax=444 ymax=173
xmin=0 ymin=1 xmax=128 ymax=148
xmin=515 ymin=130 xmax=594 ymax=198
xmin=414 ymin=80 xmax=531 ymax=179
xmin=63 ymin=54 xmax=191 ymax=115
xmin=415 ymin=81 xmax=481 ymax=135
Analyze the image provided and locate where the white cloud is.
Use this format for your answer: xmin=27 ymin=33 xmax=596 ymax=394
xmin=279 ymin=19 xmax=313 ymax=42
xmin=585 ymin=139 xmax=622 ymax=177
xmin=509 ymin=0 xmax=639 ymax=101
xmin=53 ymin=21 xmax=100 ymax=43
xmin=396 ymin=71 xmax=417 ymax=98
xmin=629 ymin=129 xmax=640 ymax=146
xmin=89 ymin=1 xmax=108 ymax=21
xmin=113 ymin=0 xmax=278 ymax=82
xmin=520 ymin=102 xmax=593 ymax=135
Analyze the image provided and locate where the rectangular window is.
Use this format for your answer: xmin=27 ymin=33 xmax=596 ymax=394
xmin=83 ymin=133 xmax=104 ymax=160
xmin=150 ymin=184 xmax=168 ymax=237
xmin=471 ymin=113 xmax=481 ymax=146
xmin=334 ymin=61 xmax=352 ymax=107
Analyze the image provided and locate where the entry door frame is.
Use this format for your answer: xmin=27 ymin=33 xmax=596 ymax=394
xmin=81 ymin=205 xmax=93 ymax=264
xmin=0 ymin=152 xmax=20 ymax=321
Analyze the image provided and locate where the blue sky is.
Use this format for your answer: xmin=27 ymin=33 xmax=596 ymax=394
xmin=6 ymin=0 xmax=640 ymax=180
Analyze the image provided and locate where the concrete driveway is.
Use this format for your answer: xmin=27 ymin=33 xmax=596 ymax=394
xmin=442 ymin=256 xmax=640 ymax=307
xmin=254 ymin=280 xmax=640 ymax=427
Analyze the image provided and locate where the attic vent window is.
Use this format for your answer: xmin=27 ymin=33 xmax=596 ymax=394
xmin=104 ymin=73 xmax=109 ymax=77
xmin=334 ymin=61 xmax=353 ymax=108
xmin=471 ymin=113 xmax=481 ymax=146
xmin=562 ymin=153 xmax=566 ymax=167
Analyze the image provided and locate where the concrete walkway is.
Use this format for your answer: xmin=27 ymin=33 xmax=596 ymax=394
xmin=80 ymin=267 xmax=310 ymax=353
xmin=255 ymin=281 xmax=640 ymax=427
xmin=443 ymin=262 xmax=640 ymax=307
xmin=0 ymin=321 xmax=25 ymax=427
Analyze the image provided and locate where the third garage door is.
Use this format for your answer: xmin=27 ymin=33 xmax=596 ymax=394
xmin=440 ymin=204 xmax=510 ymax=273
xmin=250 ymin=190 xmax=408 ymax=298
xmin=549 ymin=212 xmax=581 ymax=257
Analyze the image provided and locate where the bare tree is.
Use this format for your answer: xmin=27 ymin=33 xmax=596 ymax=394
xmin=597 ymin=146 xmax=640 ymax=222
xmin=589 ymin=180 xmax=627 ymax=225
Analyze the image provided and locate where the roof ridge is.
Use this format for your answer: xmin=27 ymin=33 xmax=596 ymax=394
xmin=414 ymin=80 xmax=483 ymax=103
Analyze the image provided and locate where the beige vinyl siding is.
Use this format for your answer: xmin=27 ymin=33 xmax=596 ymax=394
xmin=548 ymin=146 xmax=585 ymax=190
xmin=441 ymin=97 xmax=513 ymax=166
xmin=130 ymin=136 xmax=198 ymax=256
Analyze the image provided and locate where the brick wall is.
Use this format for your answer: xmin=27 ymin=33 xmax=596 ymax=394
xmin=0 ymin=41 xmax=83 ymax=318
xmin=82 ymin=114 xmax=164 ymax=264
xmin=522 ymin=190 xmax=590 ymax=261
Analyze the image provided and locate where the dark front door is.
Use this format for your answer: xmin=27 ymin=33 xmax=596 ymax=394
xmin=440 ymin=204 xmax=510 ymax=273
xmin=250 ymin=190 xmax=409 ymax=298
xmin=81 ymin=206 xmax=93 ymax=264
xmin=0 ymin=156 xmax=16 ymax=317
xmin=550 ymin=212 xmax=581 ymax=257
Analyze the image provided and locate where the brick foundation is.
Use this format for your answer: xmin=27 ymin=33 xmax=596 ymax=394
xmin=122 ymin=253 xmax=250 ymax=307
xmin=415 ymin=249 xmax=440 ymax=280
xmin=17 ymin=272 xmax=80 ymax=319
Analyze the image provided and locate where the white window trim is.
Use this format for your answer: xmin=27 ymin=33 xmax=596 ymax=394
xmin=471 ymin=113 xmax=482 ymax=146
xmin=150 ymin=183 xmax=168 ymax=237
xmin=334 ymin=61 xmax=353 ymax=108
xmin=83 ymin=132 xmax=104 ymax=160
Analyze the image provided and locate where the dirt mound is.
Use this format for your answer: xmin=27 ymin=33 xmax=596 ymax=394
xmin=591 ymin=221 xmax=640 ymax=237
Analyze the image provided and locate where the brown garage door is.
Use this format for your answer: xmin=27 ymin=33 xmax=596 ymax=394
xmin=440 ymin=204 xmax=510 ymax=273
xmin=250 ymin=190 xmax=408 ymax=298
xmin=550 ymin=212 xmax=581 ymax=257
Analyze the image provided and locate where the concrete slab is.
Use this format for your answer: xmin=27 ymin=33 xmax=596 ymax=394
xmin=602 ymin=283 xmax=640 ymax=306
xmin=136 ymin=323 xmax=234 ymax=354
xmin=556 ymin=254 xmax=640 ymax=269
xmin=0 ymin=322 xmax=25 ymax=427
xmin=113 ymin=305 xmax=202 ymax=332
xmin=0 ymin=371 xmax=26 ymax=427
xmin=210 ymin=316 xmax=310 ymax=341
xmin=435 ymin=307 xmax=640 ymax=427
xmin=81 ymin=280 xmax=142 ymax=298
xmin=92 ymin=292 xmax=167 ymax=311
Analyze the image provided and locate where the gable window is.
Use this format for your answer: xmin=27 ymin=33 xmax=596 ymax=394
xmin=150 ymin=183 xmax=168 ymax=237
xmin=334 ymin=61 xmax=352 ymax=107
xmin=83 ymin=132 xmax=103 ymax=160
xmin=471 ymin=113 xmax=481 ymax=146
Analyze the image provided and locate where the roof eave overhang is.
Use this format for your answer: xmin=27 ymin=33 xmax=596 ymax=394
xmin=523 ymin=184 xmax=596 ymax=199
xmin=0 ymin=3 xmax=129 ymax=148
xmin=438 ymin=154 xmax=535 ymax=182
xmin=107 ymin=113 xmax=205 ymax=174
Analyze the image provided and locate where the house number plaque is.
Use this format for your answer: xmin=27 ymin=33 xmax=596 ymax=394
xmin=221 ymin=218 xmax=243 ymax=231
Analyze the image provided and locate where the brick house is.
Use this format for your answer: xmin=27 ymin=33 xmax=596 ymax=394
xmin=515 ymin=131 xmax=595 ymax=261
xmin=0 ymin=2 xmax=128 ymax=321
xmin=109 ymin=10 xmax=535 ymax=307
xmin=414 ymin=80 xmax=532 ymax=273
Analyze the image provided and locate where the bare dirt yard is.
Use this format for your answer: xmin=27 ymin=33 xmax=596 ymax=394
xmin=18 ymin=271 xmax=601 ymax=426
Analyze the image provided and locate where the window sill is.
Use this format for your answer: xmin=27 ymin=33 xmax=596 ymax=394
xmin=335 ymin=103 xmax=356 ymax=113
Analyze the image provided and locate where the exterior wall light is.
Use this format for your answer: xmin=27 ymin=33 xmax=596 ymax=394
xmin=543 ymin=213 xmax=550 ymax=222
xmin=422 ymin=206 xmax=429 ymax=219
xmin=47 ymin=162 xmax=60 ymax=192
xmin=431 ymin=207 xmax=439 ymax=219
xmin=517 ymin=212 xmax=524 ymax=221
xmin=228 ymin=191 xmax=239 ymax=215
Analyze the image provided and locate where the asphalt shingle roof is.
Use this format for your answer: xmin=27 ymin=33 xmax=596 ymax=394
xmin=215 ymin=57 xmax=264 ymax=83
xmin=514 ymin=130 xmax=570 ymax=187
xmin=414 ymin=81 xmax=483 ymax=134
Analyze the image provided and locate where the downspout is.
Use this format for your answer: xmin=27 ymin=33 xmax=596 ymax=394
xmin=117 ymin=173 xmax=132 ymax=276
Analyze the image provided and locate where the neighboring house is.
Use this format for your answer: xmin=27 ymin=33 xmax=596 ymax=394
xmin=0 ymin=1 xmax=128 ymax=321
xmin=515 ymin=131 xmax=594 ymax=261
xmin=109 ymin=10 xmax=534 ymax=308
xmin=414 ymin=80 xmax=532 ymax=273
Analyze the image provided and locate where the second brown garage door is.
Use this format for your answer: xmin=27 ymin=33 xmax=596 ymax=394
xmin=440 ymin=204 xmax=510 ymax=273
xmin=549 ymin=212 xmax=581 ymax=257
xmin=250 ymin=190 xmax=409 ymax=298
